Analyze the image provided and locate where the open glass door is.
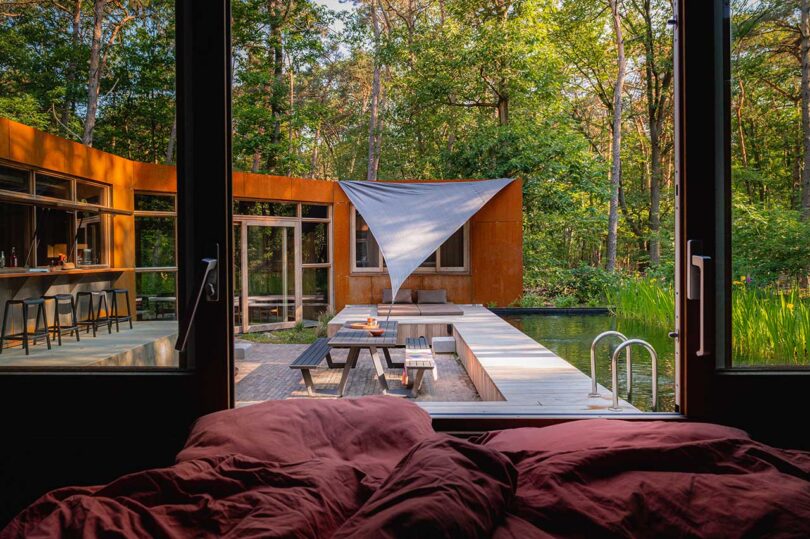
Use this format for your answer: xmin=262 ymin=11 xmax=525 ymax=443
xmin=244 ymin=222 xmax=298 ymax=331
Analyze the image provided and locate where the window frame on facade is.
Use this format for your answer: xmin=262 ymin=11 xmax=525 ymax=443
xmin=233 ymin=199 xmax=333 ymax=332
xmin=0 ymin=161 xmax=112 ymax=268
xmin=350 ymin=206 xmax=469 ymax=274
xmin=134 ymin=191 xmax=178 ymax=320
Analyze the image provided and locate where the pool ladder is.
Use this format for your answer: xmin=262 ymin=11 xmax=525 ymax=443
xmin=589 ymin=331 xmax=658 ymax=412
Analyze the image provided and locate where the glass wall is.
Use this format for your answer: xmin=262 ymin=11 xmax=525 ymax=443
xmin=134 ymin=193 xmax=177 ymax=320
xmin=0 ymin=168 xmax=110 ymax=268
xmin=730 ymin=3 xmax=810 ymax=367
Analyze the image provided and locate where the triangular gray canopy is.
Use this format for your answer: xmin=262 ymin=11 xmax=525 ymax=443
xmin=339 ymin=178 xmax=514 ymax=301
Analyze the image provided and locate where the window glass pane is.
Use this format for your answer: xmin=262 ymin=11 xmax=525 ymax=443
xmin=303 ymin=267 xmax=329 ymax=321
xmin=0 ymin=202 xmax=31 ymax=268
xmin=76 ymin=181 xmax=106 ymax=206
xmin=355 ymin=211 xmax=380 ymax=268
xmin=35 ymin=174 xmax=72 ymax=200
xmin=440 ymin=226 xmax=465 ymax=268
xmin=135 ymin=193 xmax=175 ymax=212
xmin=302 ymin=221 xmax=328 ymax=264
xmin=136 ymin=272 xmax=177 ymax=321
xmin=233 ymin=200 xmax=296 ymax=217
xmin=135 ymin=216 xmax=176 ymax=267
xmin=76 ymin=211 xmax=104 ymax=265
xmin=247 ymin=225 xmax=295 ymax=325
xmin=419 ymin=252 xmax=437 ymax=268
xmin=0 ymin=165 xmax=29 ymax=193
xmin=301 ymin=204 xmax=328 ymax=218
xmin=731 ymin=4 xmax=810 ymax=366
xmin=35 ymin=208 xmax=71 ymax=266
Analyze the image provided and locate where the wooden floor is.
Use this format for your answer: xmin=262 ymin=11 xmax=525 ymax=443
xmin=330 ymin=305 xmax=638 ymax=414
xmin=0 ymin=321 xmax=178 ymax=367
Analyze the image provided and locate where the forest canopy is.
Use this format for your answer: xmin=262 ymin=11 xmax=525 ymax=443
xmin=1 ymin=0 xmax=808 ymax=305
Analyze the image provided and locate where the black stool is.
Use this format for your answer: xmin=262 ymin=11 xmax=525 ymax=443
xmin=43 ymin=294 xmax=80 ymax=346
xmin=0 ymin=298 xmax=52 ymax=355
xmin=76 ymin=291 xmax=112 ymax=337
xmin=103 ymin=288 xmax=133 ymax=332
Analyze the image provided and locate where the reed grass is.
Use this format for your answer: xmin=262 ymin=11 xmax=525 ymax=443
xmin=610 ymin=278 xmax=809 ymax=365
xmin=608 ymin=277 xmax=675 ymax=330
xmin=732 ymin=286 xmax=809 ymax=365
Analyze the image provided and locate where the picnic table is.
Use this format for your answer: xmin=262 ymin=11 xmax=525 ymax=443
xmin=328 ymin=320 xmax=403 ymax=396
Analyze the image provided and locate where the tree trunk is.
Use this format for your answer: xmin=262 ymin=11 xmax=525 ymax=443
xmin=367 ymin=0 xmax=382 ymax=181
xmin=83 ymin=0 xmax=106 ymax=147
xmin=61 ymin=0 xmax=83 ymax=133
xmin=266 ymin=0 xmax=285 ymax=171
xmin=649 ymin=131 xmax=662 ymax=265
xmin=165 ymin=115 xmax=177 ymax=164
xmin=606 ymin=0 xmax=625 ymax=272
xmin=497 ymin=95 xmax=509 ymax=126
xmin=310 ymin=124 xmax=320 ymax=178
xmin=802 ymin=0 xmax=810 ymax=219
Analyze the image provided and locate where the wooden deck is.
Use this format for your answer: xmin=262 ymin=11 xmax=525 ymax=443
xmin=330 ymin=305 xmax=638 ymax=414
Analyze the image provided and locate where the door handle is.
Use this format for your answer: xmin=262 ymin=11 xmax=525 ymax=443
xmin=176 ymin=256 xmax=219 ymax=352
xmin=687 ymin=240 xmax=712 ymax=357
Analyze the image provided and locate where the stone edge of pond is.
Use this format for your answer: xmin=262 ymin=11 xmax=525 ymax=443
xmin=489 ymin=307 xmax=612 ymax=316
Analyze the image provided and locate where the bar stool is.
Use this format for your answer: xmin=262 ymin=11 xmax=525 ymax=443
xmin=76 ymin=291 xmax=112 ymax=337
xmin=0 ymin=298 xmax=52 ymax=355
xmin=103 ymin=288 xmax=133 ymax=332
xmin=42 ymin=294 xmax=80 ymax=346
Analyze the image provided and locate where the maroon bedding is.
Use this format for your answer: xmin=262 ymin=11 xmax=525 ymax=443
xmin=3 ymin=398 xmax=810 ymax=538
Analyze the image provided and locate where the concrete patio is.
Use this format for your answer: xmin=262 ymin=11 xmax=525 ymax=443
xmin=0 ymin=321 xmax=178 ymax=367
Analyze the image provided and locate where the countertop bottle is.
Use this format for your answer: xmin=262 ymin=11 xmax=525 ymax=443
xmin=0 ymin=250 xmax=5 ymax=268
xmin=10 ymin=247 xmax=17 ymax=268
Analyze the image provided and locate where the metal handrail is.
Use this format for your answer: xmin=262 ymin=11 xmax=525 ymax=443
xmin=589 ymin=331 xmax=631 ymax=398
xmin=609 ymin=339 xmax=658 ymax=412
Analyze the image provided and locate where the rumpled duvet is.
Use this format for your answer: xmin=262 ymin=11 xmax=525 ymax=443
xmin=3 ymin=397 xmax=810 ymax=538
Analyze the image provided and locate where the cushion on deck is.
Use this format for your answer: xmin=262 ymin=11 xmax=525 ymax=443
xmin=416 ymin=289 xmax=447 ymax=304
xmin=377 ymin=304 xmax=421 ymax=317
xmin=417 ymin=303 xmax=464 ymax=316
xmin=382 ymin=288 xmax=413 ymax=304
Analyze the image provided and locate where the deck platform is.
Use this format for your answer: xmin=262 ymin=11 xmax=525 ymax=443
xmin=0 ymin=321 xmax=179 ymax=367
xmin=330 ymin=305 xmax=637 ymax=413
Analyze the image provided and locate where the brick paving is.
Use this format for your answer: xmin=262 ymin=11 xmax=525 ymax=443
xmin=235 ymin=340 xmax=480 ymax=403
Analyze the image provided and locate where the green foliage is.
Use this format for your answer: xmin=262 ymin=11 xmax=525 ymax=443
xmin=732 ymin=196 xmax=810 ymax=285
xmin=523 ymin=265 xmax=621 ymax=306
xmin=239 ymin=325 xmax=318 ymax=345
xmin=315 ymin=310 xmax=334 ymax=338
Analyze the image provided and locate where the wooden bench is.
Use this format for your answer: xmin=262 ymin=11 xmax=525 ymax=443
xmin=404 ymin=337 xmax=437 ymax=397
xmin=289 ymin=338 xmax=346 ymax=396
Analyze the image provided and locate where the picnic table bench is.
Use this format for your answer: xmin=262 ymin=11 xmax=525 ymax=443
xmin=289 ymin=338 xmax=347 ymax=396
xmin=404 ymin=337 xmax=437 ymax=397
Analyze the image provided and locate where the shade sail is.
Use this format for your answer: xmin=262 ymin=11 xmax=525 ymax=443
xmin=339 ymin=178 xmax=514 ymax=301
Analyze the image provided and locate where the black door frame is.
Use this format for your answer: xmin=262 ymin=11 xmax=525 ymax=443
xmin=0 ymin=1 xmax=233 ymax=525
xmin=677 ymin=0 xmax=810 ymax=449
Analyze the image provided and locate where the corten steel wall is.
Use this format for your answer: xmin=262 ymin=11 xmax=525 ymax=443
xmin=1 ymin=118 xmax=523 ymax=311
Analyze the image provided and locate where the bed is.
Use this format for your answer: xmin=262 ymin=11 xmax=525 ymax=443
xmin=2 ymin=397 xmax=809 ymax=538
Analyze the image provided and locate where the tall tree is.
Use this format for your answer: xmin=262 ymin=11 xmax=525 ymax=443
xmin=802 ymin=0 xmax=810 ymax=220
xmin=606 ymin=0 xmax=626 ymax=272
xmin=366 ymin=0 xmax=383 ymax=181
